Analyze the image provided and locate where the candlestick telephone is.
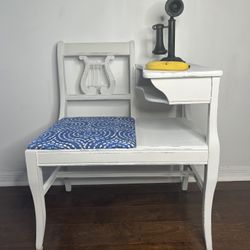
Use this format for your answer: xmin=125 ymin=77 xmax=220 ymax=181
xmin=146 ymin=0 xmax=190 ymax=71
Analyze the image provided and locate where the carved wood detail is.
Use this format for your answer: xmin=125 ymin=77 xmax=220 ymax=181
xmin=79 ymin=55 xmax=116 ymax=95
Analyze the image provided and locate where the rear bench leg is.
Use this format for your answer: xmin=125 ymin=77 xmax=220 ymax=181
xmin=64 ymin=166 xmax=72 ymax=192
xmin=180 ymin=165 xmax=189 ymax=191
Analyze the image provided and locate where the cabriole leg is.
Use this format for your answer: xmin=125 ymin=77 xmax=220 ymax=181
xmin=25 ymin=151 xmax=46 ymax=250
xmin=202 ymin=162 xmax=219 ymax=250
xmin=203 ymin=76 xmax=220 ymax=250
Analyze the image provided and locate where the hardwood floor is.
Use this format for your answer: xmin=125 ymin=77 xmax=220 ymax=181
xmin=0 ymin=182 xmax=250 ymax=250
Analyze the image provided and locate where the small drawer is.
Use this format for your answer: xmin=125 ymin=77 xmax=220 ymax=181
xmin=151 ymin=78 xmax=211 ymax=104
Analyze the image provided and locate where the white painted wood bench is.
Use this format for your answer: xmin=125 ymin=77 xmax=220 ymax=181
xmin=25 ymin=41 xmax=222 ymax=250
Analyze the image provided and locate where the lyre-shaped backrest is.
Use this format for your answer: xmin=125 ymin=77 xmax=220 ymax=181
xmin=57 ymin=41 xmax=135 ymax=119
xmin=79 ymin=55 xmax=115 ymax=95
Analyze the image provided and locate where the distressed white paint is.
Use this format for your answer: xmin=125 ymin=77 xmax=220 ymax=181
xmin=141 ymin=65 xmax=222 ymax=78
xmin=79 ymin=55 xmax=116 ymax=95
xmin=57 ymin=41 xmax=134 ymax=119
xmin=151 ymin=78 xmax=211 ymax=104
xmin=0 ymin=0 xmax=248 ymax=248
xmin=26 ymin=41 xmax=137 ymax=250
xmin=0 ymin=0 xmax=250 ymax=188
xmin=137 ymin=65 xmax=222 ymax=105
xmin=26 ymin=40 xmax=222 ymax=249
xmin=25 ymin=151 xmax=45 ymax=250
xmin=1 ymin=165 xmax=249 ymax=187
xmin=136 ymin=66 xmax=221 ymax=250
xmin=203 ymin=77 xmax=220 ymax=250
xmin=43 ymin=166 xmax=60 ymax=195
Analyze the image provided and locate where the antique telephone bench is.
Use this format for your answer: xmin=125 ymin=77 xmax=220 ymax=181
xmin=25 ymin=41 xmax=222 ymax=250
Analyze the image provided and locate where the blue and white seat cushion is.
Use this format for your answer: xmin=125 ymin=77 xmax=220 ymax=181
xmin=27 ymin=117 xmax=136 ymax=150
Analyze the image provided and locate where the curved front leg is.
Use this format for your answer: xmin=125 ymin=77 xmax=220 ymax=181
xmin=203 ymin=77 xmax=220 ymax=250
xmin=202 ymin=160 xmax=219 ymax=250
xmin=25 ymin=151 xmax=46 ymax=250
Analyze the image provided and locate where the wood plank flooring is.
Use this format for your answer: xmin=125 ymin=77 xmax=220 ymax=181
xmin=0 ymin=182 xmax=250 ymax=250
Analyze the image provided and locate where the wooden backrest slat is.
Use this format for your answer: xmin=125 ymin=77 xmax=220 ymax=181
xmin=57 ymin=41 xmax=135 ymax=119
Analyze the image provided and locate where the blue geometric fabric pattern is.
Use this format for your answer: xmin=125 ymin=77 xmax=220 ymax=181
xmin=27 ymin=117 xmax=136 ymax=150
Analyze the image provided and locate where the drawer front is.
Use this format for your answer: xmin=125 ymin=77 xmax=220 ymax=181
xmin=151 ymin=78 xmax=211 ymax=104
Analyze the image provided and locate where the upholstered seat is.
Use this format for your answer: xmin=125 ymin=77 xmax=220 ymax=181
xmin=28 ymin=117 xmax=136 ymax=150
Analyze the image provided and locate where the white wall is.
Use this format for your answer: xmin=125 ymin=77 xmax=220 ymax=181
xmin=0 ymin=0 xmax=249 ymax=185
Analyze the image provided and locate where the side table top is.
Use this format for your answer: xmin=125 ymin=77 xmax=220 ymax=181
xmin=136 ymin=64 xmax=223 ymax=79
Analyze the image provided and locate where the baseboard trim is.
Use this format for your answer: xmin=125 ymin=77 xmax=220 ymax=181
xmin=0 ymin=165 xmax=249 ymax=187
xmin=219 ymin=165 xmax=250 ymax=182
xmin=0 ymin=170 xmax=28 ymax=186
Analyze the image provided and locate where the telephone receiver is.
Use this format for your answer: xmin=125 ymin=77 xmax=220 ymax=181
xmin=152 ymin=24 xmax=168 ymax=55
xmin=152 ymin=0 xmax=184 ymax=62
